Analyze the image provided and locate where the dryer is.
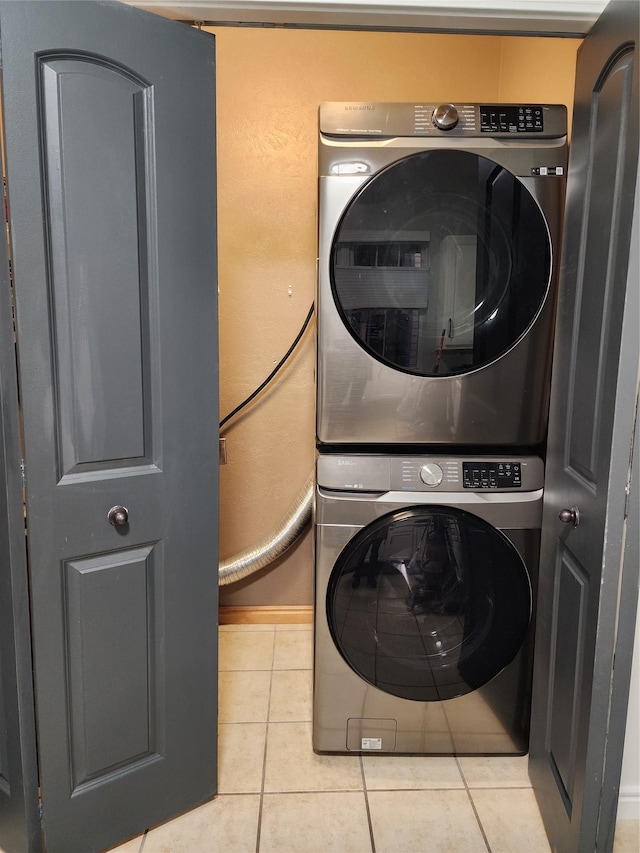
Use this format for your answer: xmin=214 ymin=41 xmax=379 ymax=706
xmin=313 ymin=452 xmax=543 ymax=754
xmin=316 ymin=102 xmax=567 ymax=446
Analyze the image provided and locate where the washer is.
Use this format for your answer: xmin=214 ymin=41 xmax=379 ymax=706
xmin=316 ymin=102 xmax=567 ymax=446
xmin=313 ymin=453 xmax=543 ymax=754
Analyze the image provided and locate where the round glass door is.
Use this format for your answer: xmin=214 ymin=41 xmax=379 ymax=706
xmin=326 ymin=506 xmax=531 ymax=702
xmin=331 ymin=150 xmax=551 ymax=376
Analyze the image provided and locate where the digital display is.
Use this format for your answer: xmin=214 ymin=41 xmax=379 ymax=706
xmin=480 ymin=106 xmax=543 ymax=133
xmin=463 ymin=462 xmax=522 ymax=489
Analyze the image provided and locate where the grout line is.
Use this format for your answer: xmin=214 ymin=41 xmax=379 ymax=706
xmin=272 ymin=666 xmax=313 ymax=671
xmin=360 ymin=754 xmax=377 ymax=853
xmin=261 ymin=718 xmax=313 ymax=725
xmin=260 ymin=786 xmax=375 ymax=795
xmin=255 ymin=629 xmax=277 ymax=853
xmin=137 ymin=830 xmax=147 ymax=852
xmin=455 ymin=757 xmax=492 ymax=853
xmin=352 ymin=784 xmax=472 ymax=793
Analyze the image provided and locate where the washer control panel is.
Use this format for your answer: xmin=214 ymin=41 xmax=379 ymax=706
xmin=462 ymin=461 xmax=522 ymax=489
xmin=317 ymin=455 xmax=543 ymax=493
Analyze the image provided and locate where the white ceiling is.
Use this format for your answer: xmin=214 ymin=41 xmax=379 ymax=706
xmin=126 ymin=0 xmax=608 ymax=37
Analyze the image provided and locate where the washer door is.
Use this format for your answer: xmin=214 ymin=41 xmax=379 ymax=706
xmin=326 ymin=505 xmax=531 ymax=702
xmin=330 ymin=150 xmax=551 ymax=376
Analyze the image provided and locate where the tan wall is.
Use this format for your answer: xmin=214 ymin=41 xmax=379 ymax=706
xmin=211 ymin=26 xmax=580 ymax=606
xmin=498 ymin=36 xmax=580 ymax=135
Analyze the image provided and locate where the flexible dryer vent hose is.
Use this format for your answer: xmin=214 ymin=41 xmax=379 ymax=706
xmin=218 ymin=472 xmax=314 ymax=586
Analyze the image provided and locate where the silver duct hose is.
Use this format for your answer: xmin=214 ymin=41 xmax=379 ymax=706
xmin=218 ymin=472 xmax=314 ymax=586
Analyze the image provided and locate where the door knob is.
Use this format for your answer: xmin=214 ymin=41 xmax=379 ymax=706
xmin=559 ymin=507 xmax=580 ymax=527
xmin=107 ymin=505 xmax=129 ymax=526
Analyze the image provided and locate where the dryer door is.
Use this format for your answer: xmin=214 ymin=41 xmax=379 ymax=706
xmin=326 ymin=505 xmax=531 ymax=701
xmin=330 ymin=150 xmax=551 ymax=376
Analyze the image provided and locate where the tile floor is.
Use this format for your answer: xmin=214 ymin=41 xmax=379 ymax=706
xmin=101 ymin=622 xmax=640 ymax=853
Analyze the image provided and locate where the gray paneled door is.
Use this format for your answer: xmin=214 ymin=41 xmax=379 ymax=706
xmin=0 ymin=192 xmax=40 ymax=853
xmin=0 ymin=2 xmax=219 ymax=852
xmin=529 ymin=1 xmax=639 ymax=851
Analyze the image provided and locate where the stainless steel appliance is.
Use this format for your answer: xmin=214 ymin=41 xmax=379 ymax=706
xmin=313 ymin=452 xmax=543 ymax=754
xmin=316 ymin=102 xmax=567 ymax=446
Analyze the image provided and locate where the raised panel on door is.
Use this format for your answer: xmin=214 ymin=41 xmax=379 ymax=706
xmin=529 ymin=1 xmax=639 ymax=851
xmin=63 ymin=545 xmax=163 ymax=790
xmin=546 ymin=547 xmax=590 ymax=814
xmin=0 ymin=2 xmax=219 ymax=851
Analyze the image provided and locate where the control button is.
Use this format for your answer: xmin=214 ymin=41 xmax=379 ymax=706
xmin=419 ymin=463 xmax=443 ymax=487
xmin=432 ymin=104 xmax=459 ymax=130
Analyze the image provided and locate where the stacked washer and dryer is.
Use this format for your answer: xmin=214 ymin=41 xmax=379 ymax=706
xmin=313 ymin=102 xmax=567 ymax=755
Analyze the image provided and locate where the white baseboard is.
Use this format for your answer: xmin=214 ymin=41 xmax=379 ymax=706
xmin=617 ymin=786 xmax=640 ymax=820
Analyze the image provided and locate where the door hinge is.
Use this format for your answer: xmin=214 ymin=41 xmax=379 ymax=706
xmin=20 ymin=458 xmax=26 ymax=487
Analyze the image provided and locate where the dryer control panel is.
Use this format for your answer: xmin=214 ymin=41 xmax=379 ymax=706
xmin=480 ymin=105 xmax=543 ymax=133
xmin=319 ymin=102 xmax=567 ymax=139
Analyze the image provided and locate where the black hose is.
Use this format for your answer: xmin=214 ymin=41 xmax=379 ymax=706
xmin=219 ymin=303 xmax=315 ymax=431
